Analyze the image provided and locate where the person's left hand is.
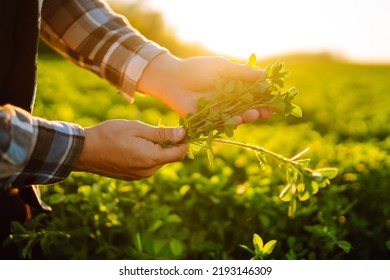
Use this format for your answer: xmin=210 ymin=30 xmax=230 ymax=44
xmin=137 ymin=53 xmax=273 ymax=124
xmin=73 ymin=120 xmax=188 ymax=181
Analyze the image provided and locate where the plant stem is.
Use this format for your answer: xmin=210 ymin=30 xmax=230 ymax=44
xmin=211 ymin=138 xmax=304 ymax=170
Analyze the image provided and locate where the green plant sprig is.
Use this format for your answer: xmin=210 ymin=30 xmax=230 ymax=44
xmin=178 ymin=54 xmax=338 ymax=218
xmin=181 ymin=54 xmax=302 ymax=144
xmin=211 ymin=138 xmax=338 ymax=218
xmin=240 ymin=233 xmax=277 ymax=260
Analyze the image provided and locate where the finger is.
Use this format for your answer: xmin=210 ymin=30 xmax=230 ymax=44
xmin=258 ymin=107 xmax=273 ymax=119
xmin=156 ymin=127 xmax=187 ymax=144
xmin=241 ymin=107 xmax=273 ymax=123
xmin=158 ymin=84 xmax=209 ymax=117
xmin=242 ymin=109 xmax=260 ymax=123
xmin=129 ymin=164 xmax=164 ymax=180
xmin=153 ymin=142 xmax=188 ymax=164
xmin=170 ymin=89 xmax=208 ymax=116
xmin=221 ymin=58 xmax=265 ymax=82
xmin=150 ymin=127 xmax=189 ymax=163
xmin=138 ymin=123 xmax=187 ymax=144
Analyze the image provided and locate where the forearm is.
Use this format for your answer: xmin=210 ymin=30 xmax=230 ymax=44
xmin=40 ymin=0 xmax=167 ymax=100
xmin=0 ymin=104 xmax=84 ymax=189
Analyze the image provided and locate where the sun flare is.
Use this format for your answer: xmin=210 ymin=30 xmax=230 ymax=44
xmin=143 ymin=0 xmax=390 ymax=62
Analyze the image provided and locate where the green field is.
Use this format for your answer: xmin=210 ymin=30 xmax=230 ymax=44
xmin=9 ymin=53 xmax=390 ymax=260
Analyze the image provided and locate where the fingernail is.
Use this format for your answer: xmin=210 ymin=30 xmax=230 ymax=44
xmin=174 ymin=128 xmax=186 ymax=140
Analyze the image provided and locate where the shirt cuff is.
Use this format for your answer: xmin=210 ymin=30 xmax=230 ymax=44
xmin=119 ymin=42 xmax=168 ymax=102
xmin=21 ymin=117 xmax=85 ymax=185
xmin=2 ymin=118 xmax=85 ymax=188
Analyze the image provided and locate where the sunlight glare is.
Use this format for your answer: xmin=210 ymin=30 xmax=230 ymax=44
xmin=146 ymin=0 xmax=390 ymax=62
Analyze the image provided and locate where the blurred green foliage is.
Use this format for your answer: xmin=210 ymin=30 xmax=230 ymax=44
xmin=8 ymin=2 xmax=390 ymax=260
xmin=11 ymin=53 xmax=387 ymax=260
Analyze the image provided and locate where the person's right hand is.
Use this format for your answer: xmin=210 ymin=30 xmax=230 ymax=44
xmin=72 ymin=120 xmax=188 ymax=180
xmin=137 ymin=53 xmax=273 ymax=124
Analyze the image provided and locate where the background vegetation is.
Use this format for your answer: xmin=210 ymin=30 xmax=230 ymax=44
xmin=6 ymin=1 xmax=389 ymax=259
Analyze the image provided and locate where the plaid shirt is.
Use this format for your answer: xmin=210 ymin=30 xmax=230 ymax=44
xmin=0 ymin=0 xmax=166 ymax=189
xmin=41 ymin=0 xmax=167 ymax=101
xmin=0 ymin=105 xmax=84 ymax=189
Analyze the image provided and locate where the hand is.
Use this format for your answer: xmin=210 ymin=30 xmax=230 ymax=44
xmin=137 ymin=53 xmax=273 ymax=124
xmin=73 ymin=120 xmax=188 ymax=180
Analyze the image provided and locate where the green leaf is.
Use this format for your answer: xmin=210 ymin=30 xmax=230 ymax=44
xmin=298 ymin=189 xmax=311 ymax=201
xmin=40 ymin=235 xmax=52 ymax=256
xmin=186 ymin=146 xmax=195 ymax=159
xmin=271 ymin=102 xmax=286 ymax=112
xmin=286 ymin=87 xmax=299 ymax=100
xmin=10 ymin=221 xmax=27 ymax=234
xmin=149 ymin=220 xmax=163 ymax=232
xmin=337 ymin=240 xmax=352 ymax=254
xmin=207 ymin=131 xmax=214 ymax=146
xmin=225 ymin=116 xmax=239 ymax=127
xmin=224 ymin=80 xmax=236 ymax=93
xmin=246 ymin=53 xmax=257 ymax=67
xmin=286 ymin=167 xmax=298 ymax=184
xmin=210 ymin=111 xmax=220 ymax=121
xmin=169 ymin=239 xmax=184 ymax=256
xmin=167 ymin=214 xmax=183 ymax=223
xmin=296 ymin=158 xmax=311 ymax=167
xmin=315 ymin=168 xmax=339 ymax=179
xmin=239 ymin=244 xmax=255 ymax=255
xmin=207 ymin=148 xmax=214 ymax=166
xmin=22 ymin=238 xmax=38 ymax=259
xmin=290 ymin=104 xmax=303 ymax=118
xmin=271 ymin=62 xmax=283 ymax=76
xmin=263 ymin=240 xmax=277 ymax=255
xmin=310 ymin=181 xmax=320 ymax=195
xmin=239 ymin=92 xmax=254 ymax=103
xmin=224 ymin=126 xmax=234 ymax=138
xmin=134 ymin=232 xmax=143 ymax=252
xmin=273 ymin=78 xmax=285 ymax=88
xmin=298 ymin=183 xmax=313 ymax=201
xmin=296 ymin=182 xmax=305 ymax=193
xmin=279 ymin=184 xmax=292 ymax=202
xmin=278 ymin=70 xmax=290 ymax=78
xmin=288 ymin=197 xmax=297 ymax=218
xmin=253 ymin=233 xmax=263 ymax=254
xmin=153 ymin=239 xmax=167 ymax=255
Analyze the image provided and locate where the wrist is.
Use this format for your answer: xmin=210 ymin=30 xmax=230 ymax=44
xmin=72 ymin=127 xmax=97 ymax=172
xmin=137 ymin=52 xmax=181 ymax=100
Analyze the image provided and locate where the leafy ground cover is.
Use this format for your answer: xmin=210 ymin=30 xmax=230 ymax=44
xmin=6 ymin=54 xmax=389 ymax=260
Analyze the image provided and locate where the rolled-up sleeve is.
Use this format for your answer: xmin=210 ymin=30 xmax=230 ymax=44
xmin=40 ymin=0 xmax=167 ymax=101
xmin=0 ymin=104 xmax=84 ymax=189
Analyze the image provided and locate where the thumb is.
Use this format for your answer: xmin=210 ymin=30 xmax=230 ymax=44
xmin=223 ymin=59 xmax=264 ymax=82
xmin=150 ymin=127 xmax=188 ymax=164
xmin=148 ymin=126 xmax=187 ymax=145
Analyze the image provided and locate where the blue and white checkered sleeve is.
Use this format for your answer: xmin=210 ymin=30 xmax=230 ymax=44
xmin=0 ymin=104 xmax=84 ymax=189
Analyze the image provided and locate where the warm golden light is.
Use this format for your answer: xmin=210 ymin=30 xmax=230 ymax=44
xmin=141 ymin=0 xmax=390 ymax=62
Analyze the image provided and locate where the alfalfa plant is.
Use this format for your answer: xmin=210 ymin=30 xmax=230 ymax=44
xmin=179 ymin=54 xmax=338 ymax=218
xmin=240 ymin=233 xmax=277 ymax=260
